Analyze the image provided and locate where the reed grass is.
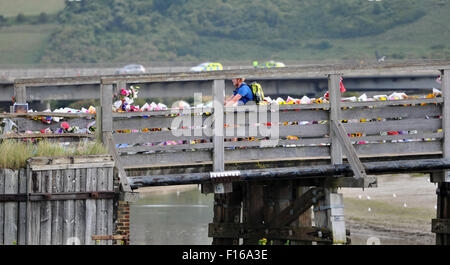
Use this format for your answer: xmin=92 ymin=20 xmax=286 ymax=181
xmin=0 ymin=140 xmax=108 ymax=169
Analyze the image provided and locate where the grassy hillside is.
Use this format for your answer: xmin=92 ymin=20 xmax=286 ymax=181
xmin=0 ymin=0 xmax=65 ymax=17
xmin=0 ymin=24 xmax=57 ymax=64
xmin=0 ymin=0 xmax=448 ymax=65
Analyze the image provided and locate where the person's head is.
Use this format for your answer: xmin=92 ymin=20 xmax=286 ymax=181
xmin=232 ymin=78 xmax=245 ymax=88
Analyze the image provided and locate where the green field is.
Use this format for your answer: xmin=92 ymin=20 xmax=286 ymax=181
xmin=0 ymin=0 xmax=448 ymax=64
xmin=0 ymin=0 xmax=65 ymax=17
xmin=0 ymin=24 xmax=56 ymax=64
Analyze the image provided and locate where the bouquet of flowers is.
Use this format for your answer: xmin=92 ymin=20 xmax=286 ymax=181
xmin=114 ymin=85 xmax=140 ymax=111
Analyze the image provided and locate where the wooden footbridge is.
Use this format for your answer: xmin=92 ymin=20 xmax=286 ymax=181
xmin=5 ymin=61 xmax=450 ymax=245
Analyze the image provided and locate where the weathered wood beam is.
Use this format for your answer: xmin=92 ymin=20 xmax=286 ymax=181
xmin=208 ymin=223 xmax=332 ymax=243
xmin=268 ymin=187 xmax=325 ymax=227
xmin=331 ymin=120 xmax=368 ymax=182
xmin=100 ymin=60 xmax=449 ymax=84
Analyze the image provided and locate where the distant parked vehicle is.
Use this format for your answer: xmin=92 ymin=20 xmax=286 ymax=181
xmin=115 ymin=64 xmax=146 ymax=75
xmin=253 ymin=60 xmax=286 ymax=68
xmin=190 ymin=62 xmax=223 ymax=72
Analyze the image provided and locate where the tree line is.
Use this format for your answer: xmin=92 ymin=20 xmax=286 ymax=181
xmin=37 ymin=0 xmax=429 ymax=63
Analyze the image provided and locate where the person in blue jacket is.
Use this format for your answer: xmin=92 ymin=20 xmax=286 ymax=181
xmin=224 ymin=78 xmax=254 ymax=106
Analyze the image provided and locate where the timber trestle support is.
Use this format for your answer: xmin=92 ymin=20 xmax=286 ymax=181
xmin=208 ymin=181 xmax=350 ymax=245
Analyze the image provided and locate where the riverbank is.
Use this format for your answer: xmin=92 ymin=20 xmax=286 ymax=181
xmin=341 ymin=174 xmax=436 ymax=245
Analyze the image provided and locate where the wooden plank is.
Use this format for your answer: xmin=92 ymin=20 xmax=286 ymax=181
xmin=355 ymin=141 xmax=442 ymax=156
xmin=84 ymin=168 xmax=97 ymax=245
xmin=104 ymin=132 xmax=132 ymax=193
xmin=225 ymin=146 xmax=330 ymax=163
xmin=51 ymin=170 xmax=63 ymax=245
xmin=208 ymin=223 xmax=331 ymax=243
xmin=113 ymin=114 xmax=209 ymax=130
xmin=212 ymin=79 xmax=225 ymax=181
xmin=30 ymin=162 xmax=115 ymax=171
xmin=95 ymin=167 xmax=108 ymax=245
xmin=343 ymin=118 xmax=441 ymax=134
xmin=442 ymin=69 xmax=450 ymax=183
xmin=117 ymin=142 xmax=213 ymax=153
xmin=120 ymin=150 xmax=213 ymax=168
xmin=29 ymin=155 xmax=113 ymax=166
xmin=91 ymin=234 xmax=127 ymax=240
xmin=0 ymin=112 xmax=94 ymax=119
xmin=112 ymin=123 xmax=329 ymax=144
xmin=341 ymin=104 xmax=442 ymax=121
xmin=112 ymin=128 xmax=213 ymax=144
xmin=39 ymin=170 xmax=52 ymax=245
xmin=29 ymin=171 xmax=41 ymax=245
xmin=112 ymin=118 xmax=439 ymax=145
xmin=331 ymin=121 xmax=367 ymax=181
xmin=106 ymin=167 xmax=114 ymax=246
xmin=270 ymin=182 xmax=292 ymax=245
xmin=0 ymin=170 xmax=4 ymax=244
xmin=14 ymin=117 xmax=94 ymax=132
xmin=100 ymin=61 xmax=449 ymax=85
xmin=242 ymin=183 xmax=264 ymax=245
xmin=225 ymin=138 xmax=331 ymax=148
xmin=341 ymin=97 xmax=443 ymax=108
xmin=329 ymin=74 xmax=343 ymax=165
xmin=1 ymin=133 xmax=94 ymax=140
xmin=269 ymin=187 xmax=324 ymax=228
xmin=350 ymin=132 xmax=443 ymax=142
xmin=74 ymin=168 xmax=86 ymax=245
xmin=224 ymin=104 xmax=330 ymax=113
xmin=14 ymin=84 xmax=26 ymax=103
xmin=225 ymin=108 xmax=329 ymax=126
xmin=62 ymin=169 xmax=75 ymax=245
xmin=100 ymin=83 xmax=113 ymax=134
xmin=111 ymin=107 xmax=213 ymax=118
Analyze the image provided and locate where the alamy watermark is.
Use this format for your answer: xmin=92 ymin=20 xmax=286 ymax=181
xmin=170 ymin=93 xmax=280 ymax=147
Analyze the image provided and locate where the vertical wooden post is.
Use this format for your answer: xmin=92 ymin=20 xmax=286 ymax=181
xmin=441 ymin=69 xmax=450 ymax=183
xmin=436 ymin=69 xmax=450 ymax=245
xmin=13 ymin=83 xmax=26 ymax=104
xmin=314 ymin=74 xmax=347 ymax=245
xmin=242 ymin=182 xmax=264 ymax=245
xmin=272 ymin=181 xmax=292 ymax=245
xmin=3 ymin=169 xmax=18 ymax=245
xmin=210 ymin=80 xmax=242 ymax=245
xmin=329 ymin=74 xmax=343 ymax=163
xmin=100 ymin=82 xmax=113 ymax=144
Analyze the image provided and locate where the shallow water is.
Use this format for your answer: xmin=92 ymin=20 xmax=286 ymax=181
xmin=129 ymin=186 xmax=433 ymax=245
xmin=130 ymin=186 xmax=214 ymax=245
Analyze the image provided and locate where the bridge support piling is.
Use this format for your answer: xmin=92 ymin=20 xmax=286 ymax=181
xmin=242 ymin=182 xmax=264 ymax=245
xmin=432 ymin=69 xmax=450 ymax=245
xmin=212 ymin=183 xmax=242 ymax=245
xmin=434 ymin=182 xmax=450 ymax=245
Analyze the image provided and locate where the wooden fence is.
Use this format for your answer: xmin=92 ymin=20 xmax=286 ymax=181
xmin=99 ymin=71 xmax=447 ymax=190
xmin=0 ymin=155 xmax=115 ymax=245
xmin=0 ymin=112 xmax=96 ymax=143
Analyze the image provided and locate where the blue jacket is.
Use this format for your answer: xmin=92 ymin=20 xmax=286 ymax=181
xmin=233 ymin=83 xmax=254 ymax=104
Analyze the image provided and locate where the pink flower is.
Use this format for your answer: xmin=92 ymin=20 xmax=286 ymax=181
xmin=61 ymin=122 xmax=70 ymax=130
xmin=121 ymin=89 xmax=127 ymax=96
